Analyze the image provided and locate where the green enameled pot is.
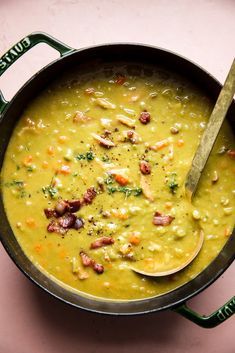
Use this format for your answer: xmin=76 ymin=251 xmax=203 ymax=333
xmin=0 ymin=32 xmax=234 ymax=328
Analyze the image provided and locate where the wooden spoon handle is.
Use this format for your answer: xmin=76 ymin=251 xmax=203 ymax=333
xmin=185 ymin=59 xmax=235 ymax=199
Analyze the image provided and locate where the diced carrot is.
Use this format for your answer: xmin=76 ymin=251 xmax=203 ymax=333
xmin=42 ymin=161 xmax=49 ymax=169
xmin=59 ymin=249 xmax=68 ymax=259
xmin=115 ymin=174 xmax=129 ymax=186
xmin=58 ymin=135 xmax=67 ymax=144
xmin=112 ymin=209 xmax=129 ymax=220
xmin=34 ymin=244 xmax=42 ymax=253
xmin=47 ymin=146 xmax=55 ymax=155
xmin=26 ymin=217 xmax=36 ymax=228
xmin=57 ymin=165 xmax=71 ymax=175
xmin=129 ymin=233 xmax=141 ymax=245
xmin=150 ymin=139 xmax=170 ymax=151
xmin=165 ymin=201 xmax=173 ymax=209
xmin=224 ymin=227 xmax=232 ymax=237
xmin=23 ymin=155 xmax=33 ymax=166
xmin=176 ymin=139 xmax=184 ymax=147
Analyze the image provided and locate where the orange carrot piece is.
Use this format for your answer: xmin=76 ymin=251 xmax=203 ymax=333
xmin=47 ymin=146 xmax=55 ymax=155
xmin=150 ymin=139 xmax=170 ymax=151
xmin=115 ymin=174 xmax=129 ymax=186
xmin=129 ymin=234 xmax=141 ymax=245
xmin=57 ymin=165 xmax=71 ymax=175
xmin=58 ymin=135 xmax=67 ymax=144
xmin=26 ymin=218 xmax=36 ymax=228
xmin=23 ymin=155 xmax=33 ymax=166
xmin=176 ymin=139 xmax=184 ymax=147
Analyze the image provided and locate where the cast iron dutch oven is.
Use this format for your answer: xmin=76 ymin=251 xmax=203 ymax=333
xmin=0 ymin=32 xmax=234 ymax=328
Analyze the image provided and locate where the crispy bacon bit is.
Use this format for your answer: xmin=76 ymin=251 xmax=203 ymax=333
xmin=73 ymin=218 xmax=84 ymax=230
xmin=80 ymin=251 xmax=93 ymax=267
xmin=139 ymin=111 xmax=151 ymax=124
xmin=115 ymin=74 xmax=126 ymax=85
xmin=82 ymin=187 xmax=97 ymax=205
xmin=67 ymin=199 xmax=81 ymax=213
xmin=153 ymin=212 xmax=175 ymax=226
xmin=47 ymin=220 xmax=66 ymax=234
xmin=93 ymin=263 xmax=104 ymax=274
xmin=80 ymin=251 xmax=104 ymax=274
xmin=44 ymin=208 xmax=57 ymax=219
xmin=58 ymin=213 xmax=77 ymax=228
xmin=90 ymin=236 xmax=114 ymax=249
xmin=227 ymin=149 xmax=235 ymax=159
xmin=91 ymin=133 xmax=115 ymax=148
xmin=140 ymin=160 xmax=151 ymax=175
xmin=55 ymin=200 xmax=69 ymax=216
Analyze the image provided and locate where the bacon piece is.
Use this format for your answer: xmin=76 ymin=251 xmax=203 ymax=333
xmin=115 ymin=74 xmax=126 ymax=85
xmin=79 ymin=251 xmax=104 ymax=274
xmin=58 ymin=213 xmax=77 ymax=228
xmin=126 ymin=130 xmax=140 ymax=144
xmin=227 ymin=149 xmax=235 ymax=159
xmin=73 ymin=218 xmax=84 ymax=230
xmin=153 ymin=212 xmax=175 ymax=226
xmin=44 ymin=208 xmax=57 ymax=219
xmin=47 ymin=220 xmax=66 ymax=234
xmin=55 ymin=200 xmax=69 ymax=216
xmin=91 ymin=133 xmax=115 ymax=148
xmin=82 ymin=187 xmax=97 ymax=205
xmin=90 ymin=236 xmax=114 ymax=249
xmin=67 ymin=199 xmax=81 ymax=213
xmin=93 ymin=263 xmax=104 ymax=274
xmin=140 ymin=160 xmax=151 ymax=175
xmin=80 ymin=251 xmax=93 ymax=267
xmin=139 ymin=111 xmax=151 ymax=124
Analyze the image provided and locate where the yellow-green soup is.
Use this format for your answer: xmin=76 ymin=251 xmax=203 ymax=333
xmin=1 ymin=64 xmax=235 ymax=300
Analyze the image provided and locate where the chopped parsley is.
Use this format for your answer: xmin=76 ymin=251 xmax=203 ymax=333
xmin=167 ymin=173 xmax=179 ymax=194
xmin=42 ymin=185 xmax=58 ymax=199
xmin=104 ymin=175 xmax=114 ymax=185
xmin=101 ymin=154 xmax=111 ymax=163
xmin=4 ymin=179 xmax=28 ymax=198
xmin=107 ymin=186 xmax=142 ymax=197
xmin=75 ymin=151 xmax=95 ymax=161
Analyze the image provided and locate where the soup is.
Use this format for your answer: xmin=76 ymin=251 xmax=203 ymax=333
xmin=1 ymin=64 xmax=235 ymax=300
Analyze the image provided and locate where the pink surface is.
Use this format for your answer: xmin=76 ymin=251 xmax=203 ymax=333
xmin=0 ymin=1 xmax=234 ymax=352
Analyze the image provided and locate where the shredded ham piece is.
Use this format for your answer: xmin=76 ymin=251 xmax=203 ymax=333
xmin=80 ymin=251 xmax=104 ymax=274
xmin=116 ymin=114 xmax=136 ymax=128
xmin=140 ymin=175 xmax=154 ymax=202
xmin=153 ymin=211 xmax=175 ymax=226
xmin=227 ymin=149 xmax=235 ymax=159
xmin=90 ymin=237 xmax=114 ymax=249
xmin=91 ymin=133 xmax=115 ymax=148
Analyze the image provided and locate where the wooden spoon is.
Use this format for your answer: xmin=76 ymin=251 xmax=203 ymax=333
xmin=131 ymin=59 xmax=235 ymax=277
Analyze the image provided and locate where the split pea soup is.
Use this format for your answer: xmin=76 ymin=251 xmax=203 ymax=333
xmin=2 ymin=64 xmax=235 ymax=300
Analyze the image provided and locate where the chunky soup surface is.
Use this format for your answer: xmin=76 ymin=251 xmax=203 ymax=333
xmin=1 ymin=64 xmax=235 ymax=300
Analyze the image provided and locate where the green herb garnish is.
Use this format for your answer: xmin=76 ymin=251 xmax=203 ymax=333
xmin=42 ymin=185 xmax=58 ymax=199
xmin=104 ymin=175 xmax=114 ymax=185
xmin=75 ymin=151 xmax=95 ymax=161
xmin=167 ymin=173 xmax=179 ymax=194
xmin=107 ymin=186 xmax=142 ymax=197
xmin=101 ymin=155 xmax=110 ymax=163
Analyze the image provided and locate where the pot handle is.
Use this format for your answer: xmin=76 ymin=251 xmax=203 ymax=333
xmin=173 ymin=296 xmax=235 ymax=328
xmin=0 ymin=32 xmax=75 ymax=115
